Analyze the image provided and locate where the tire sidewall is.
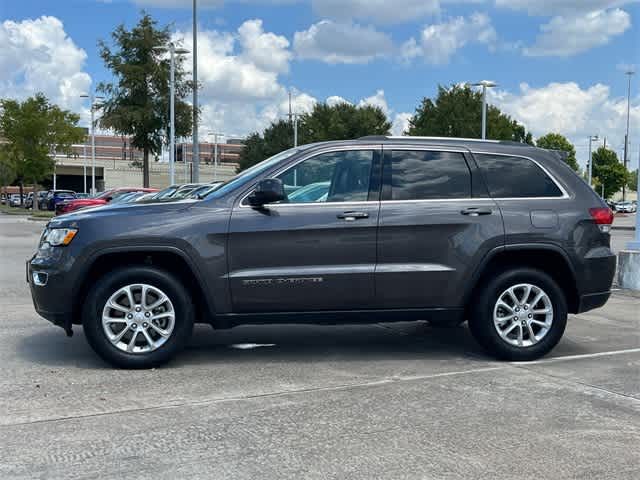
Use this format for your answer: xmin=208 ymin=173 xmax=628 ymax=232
xmin=83 ymin=266 xmax=194 ymax=369
xmin=470 ymin=268 xmax=568 ymax=361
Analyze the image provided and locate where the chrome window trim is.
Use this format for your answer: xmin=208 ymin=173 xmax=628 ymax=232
xmin=470 ymin=151 xmax=571 ymax=201
xmin=236 ymin=146 xmax=571 ymax=209
xmin=237 ymin=144 xmax=382 ymax=209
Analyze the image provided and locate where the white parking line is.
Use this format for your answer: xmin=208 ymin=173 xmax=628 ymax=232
xmin=511 ymin=347 xmax=640 ymax=365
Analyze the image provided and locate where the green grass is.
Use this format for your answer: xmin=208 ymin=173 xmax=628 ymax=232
xmin=1 ymin=204 xmax=54 ymax=219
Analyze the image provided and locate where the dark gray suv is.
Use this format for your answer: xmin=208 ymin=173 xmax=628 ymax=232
xmin=28 ymin=137 xmax=616 ymax=368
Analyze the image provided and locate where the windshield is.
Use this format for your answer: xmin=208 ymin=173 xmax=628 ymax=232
xmin=203 ymin=145 xmax=315 ymax=200
xmin=154 ymin=186 xmax=180 ymax=199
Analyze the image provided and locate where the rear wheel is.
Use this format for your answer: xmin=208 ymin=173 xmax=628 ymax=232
xmin=82 ymin=266 xmax=194 ymax=369
xmin=468 ymin=268 xmax=567 ymax=361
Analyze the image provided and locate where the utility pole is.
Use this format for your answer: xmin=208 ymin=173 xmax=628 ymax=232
xmin=192 ymin=0 xmax=200 ymax=182
xmin=623 ymin=70 xmax=635 ymax=201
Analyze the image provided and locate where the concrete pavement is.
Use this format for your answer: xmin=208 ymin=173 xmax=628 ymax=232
xmin=0 ymin=215 xmax=638 ymax=479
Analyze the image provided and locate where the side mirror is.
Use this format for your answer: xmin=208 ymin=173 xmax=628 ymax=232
xmin=248 ymin=178 xmax=286 ymax=207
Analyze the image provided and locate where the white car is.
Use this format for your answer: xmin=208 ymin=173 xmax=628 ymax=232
xmin=614 ymin=202 xmax=637 ymax=213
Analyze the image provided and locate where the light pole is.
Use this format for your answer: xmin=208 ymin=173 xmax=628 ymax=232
xmin=154 ymin=44 xmax=189 ymax=185
xmin=192 ymin=0 xmax=200 ymax=182
xmin=80 ymin=93 xmax=104 ymax=195
xmin=587 ymin=135 xmax=599 ymax=188
xmin=471 ymin=81 xmax=497 ymax=140
xmin=208 ymin=132 xmax=224 ymax=181
xmin=83 ymin=142 xmax=87 ymax=194
xmin=623 ymin=70 xmax=635 ymax=201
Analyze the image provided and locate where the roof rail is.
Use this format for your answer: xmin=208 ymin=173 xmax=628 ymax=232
xmin=358 ymin=135 xmax=529 ymax=146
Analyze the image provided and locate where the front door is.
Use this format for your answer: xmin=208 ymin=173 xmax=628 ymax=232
xmin=228 ymin=147 xmax=382 ymax=313
xmin=375 ymin=146 xmax=504 ymax=309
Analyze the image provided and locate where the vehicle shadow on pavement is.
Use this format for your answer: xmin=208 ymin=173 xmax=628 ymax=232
xmin=17 ymin=321 xmax=494 ymax=368
xmin=175 ymin=322 xmax=492 ymax=367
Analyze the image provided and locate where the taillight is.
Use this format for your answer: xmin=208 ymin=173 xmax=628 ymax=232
xmin=589 ymin=207 xmax=614 ymax=233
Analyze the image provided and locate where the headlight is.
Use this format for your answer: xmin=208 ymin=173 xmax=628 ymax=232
xmin=42 ymin=228 xmax=78 ymax=247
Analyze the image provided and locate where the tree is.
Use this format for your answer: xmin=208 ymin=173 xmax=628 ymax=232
xmin=0 ymin=93 xmax=84 ymax=204
xmin=98 ymin=13 xmax=193 ymax=187
xmin=407 ymin=84 xmax=533 ymax=144
xmin=0 ymin=149 xmax=17 ymax=188
xmin=536 ymin=133 xmax=579 ymax=171
xmin=591 ymin=147 xmax=628 ymax=199
xmin=628 ymin=169 xmax=638 ymax=192
xmin=238 ymin=102 xmax=391 ymax=171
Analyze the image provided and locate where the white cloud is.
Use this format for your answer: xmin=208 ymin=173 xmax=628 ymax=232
xmin=494 ymin=0 xmax=638 ymax=15
xmin=490 ymin=82 xmax=640 ymax=169
xmin=294 ymin=20 xmax=393 ymax=64
xmin=524 ymin=9 xmax=631 ymax=57
xmin=402 ymin=13 xmax=497 ymax=64
xmin=358 ymin=89 xmax=390 ymax=115
xmin=238 ymin=19 xmax=291 ymax=74
xmin=311 ymin=0 xmax=441 ymax=25
xmin=0 ymin=16 xmax=91 ymax=112
xmin=326 ymin=95 xmax=352 ymax=106
xmin=391 ymin=112 xmax=413 ymax=135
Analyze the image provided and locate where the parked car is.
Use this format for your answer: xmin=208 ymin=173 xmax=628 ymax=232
xmin=172 ymin=183 xmax=209 ymax=199
xmin=40 ymin=190 xmax=75 ymax=211
xmin=28 ymin=191 xmax=49 ymax=210
xmin=9 ymin=194 xmax=23 ymax=207
xmin=28 ymin=137 xmax=616 ymax=368
xmin=55 ymin=187 xmax=158 ymax=215
xmin=287 ymin=181 xmax=330 ymax=203
xmin=182 ymin=182 xmax=224 ymax=199
xmin=613 ymin=201 xmax=637 ymax=213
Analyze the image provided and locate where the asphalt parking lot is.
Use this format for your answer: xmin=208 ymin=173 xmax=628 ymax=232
xmin=0 ymin=214 xmax=638 ymax=480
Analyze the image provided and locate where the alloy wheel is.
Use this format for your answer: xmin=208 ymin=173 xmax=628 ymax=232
xmin=101 ymin=283 xmax=175 ymax=354
xmin=493 ymin=283 xmax=553 ymax=348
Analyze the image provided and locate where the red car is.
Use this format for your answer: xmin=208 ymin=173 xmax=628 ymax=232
xmin=56 ymin=187 xmax=158 ymax=215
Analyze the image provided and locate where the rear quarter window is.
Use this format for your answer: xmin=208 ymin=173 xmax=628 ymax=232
xmin=474 ymin=154 xmax=563 ymax=198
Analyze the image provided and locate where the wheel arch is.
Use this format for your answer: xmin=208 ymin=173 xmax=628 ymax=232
xmin=72 ymin=246 xmax=216 ymax=326
xmin=464 ymin=244 xmax=580 ymax=316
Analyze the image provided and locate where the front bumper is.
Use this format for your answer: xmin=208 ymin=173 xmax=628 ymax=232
xmin=27 ymin=252 xmax=75 ymax=334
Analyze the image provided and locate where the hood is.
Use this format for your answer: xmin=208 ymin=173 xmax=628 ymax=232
xmin=51 ymin=197 xmax=199 ymax=225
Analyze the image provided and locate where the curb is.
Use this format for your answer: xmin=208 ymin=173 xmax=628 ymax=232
xmin=27 ymin=216 xmax=51 ymax=222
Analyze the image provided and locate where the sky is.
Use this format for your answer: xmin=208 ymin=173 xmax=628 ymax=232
xmin=1 ymin=0 xmax=639 ymax=170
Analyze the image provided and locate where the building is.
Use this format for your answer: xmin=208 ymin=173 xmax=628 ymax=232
xmin=48 ymin=134 xmax=243 ymax=192
xmin=176 ymin=139 xmax=245 ymax=165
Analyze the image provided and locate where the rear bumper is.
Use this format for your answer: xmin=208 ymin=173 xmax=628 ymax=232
xmin=576 ymin=291 xmax=611 ymax=314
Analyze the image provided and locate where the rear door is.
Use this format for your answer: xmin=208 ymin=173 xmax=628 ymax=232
xmin=374 ymin=145 xmax=504 ymax=309
xmin=227 ymin=146 xmax=382 ymax=313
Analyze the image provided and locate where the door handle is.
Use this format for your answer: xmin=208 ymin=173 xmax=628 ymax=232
xmin=460 ymin=207 xmax=493 ymax=217
xmin=337 ymin=211 xmax=369 ymax=221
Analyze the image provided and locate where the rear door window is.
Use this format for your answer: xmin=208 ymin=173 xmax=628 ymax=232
xmin=474 ymin=154 xmax=563 ymax=198
xmin=387 ymin=150 xmax=471 ymax=200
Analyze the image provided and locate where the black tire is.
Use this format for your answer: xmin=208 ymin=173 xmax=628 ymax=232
xmin=82 ymin=266 xmax=194 ymax=369
xmin=468 ymin=268 xmax=567 ymax=361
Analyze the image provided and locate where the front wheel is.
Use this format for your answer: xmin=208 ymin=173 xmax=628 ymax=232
xmin=82 ymin=266 xmax=194 ymax=369
xmin=468 ymin=268 xmax=567 ymax=361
